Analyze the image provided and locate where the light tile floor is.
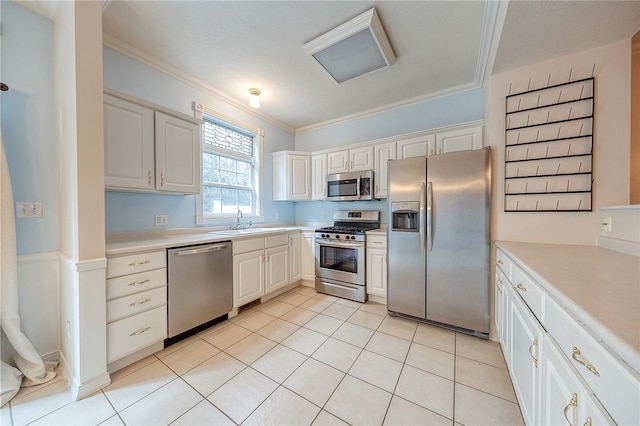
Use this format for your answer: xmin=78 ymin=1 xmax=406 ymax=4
xmin=2 ymin=286 xmax=525 ymax=425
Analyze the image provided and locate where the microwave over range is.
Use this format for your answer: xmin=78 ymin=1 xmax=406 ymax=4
xmin=326 ymin=170 xmax=375 ymax=201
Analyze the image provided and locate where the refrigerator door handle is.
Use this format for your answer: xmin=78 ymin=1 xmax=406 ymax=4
xmin=426 ymin=181 xmax=433 ymax=251
xmin=420 ymin=182 xmax=426 ymax=251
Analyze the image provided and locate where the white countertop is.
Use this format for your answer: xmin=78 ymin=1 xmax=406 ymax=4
xmin=496 ymin=241 xmax=639 ymax=373
xmin=106 ymin=226 xmax=314 ymax=257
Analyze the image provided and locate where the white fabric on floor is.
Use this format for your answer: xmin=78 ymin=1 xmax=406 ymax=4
xmin=0 ymin=129 xmax=56 ymax=406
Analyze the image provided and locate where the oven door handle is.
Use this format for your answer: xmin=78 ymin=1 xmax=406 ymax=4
xmin=315 ymin=240 xmax=364 ymax=249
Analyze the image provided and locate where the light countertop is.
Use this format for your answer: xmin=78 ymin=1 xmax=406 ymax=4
xmin=496 ymin=241 xmax=639 ymax=374
xmin=106 ymin=226 xmax=315 ymax=257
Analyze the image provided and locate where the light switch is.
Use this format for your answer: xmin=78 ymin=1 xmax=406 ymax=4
xmin=16 ymin=202 xmax=43 ymax=218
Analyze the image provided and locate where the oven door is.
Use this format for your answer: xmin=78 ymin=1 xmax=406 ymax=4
xmin=315 ymin=239 xmax=365 ymax=285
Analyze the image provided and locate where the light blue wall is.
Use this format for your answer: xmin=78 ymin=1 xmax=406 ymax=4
xmin=293 ymin=89 xmax=484 ymax=224
xmin=1 ymin=2 xmax=57 ymax=255
xmin=103 ymin=46 xmax=296 ymax=233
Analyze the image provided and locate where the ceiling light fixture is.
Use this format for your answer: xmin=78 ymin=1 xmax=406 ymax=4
xmin=303 ymin=7 xmax=395 ymax=84
xmin=249 ymin=88 xmax=261 ymax=108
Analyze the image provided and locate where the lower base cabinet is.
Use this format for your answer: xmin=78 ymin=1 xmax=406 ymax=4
xmin=366 ymin=233 xmax=387 ymax=298
xmin=266 ymin=244 xmax=289 ymax=293
xmin=233 ymin=249 xmax=265 ymax=308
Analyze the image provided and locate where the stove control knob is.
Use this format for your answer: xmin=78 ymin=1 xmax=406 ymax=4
xmin=335 ymin=235 xmax=340 ymax=239
xmin=322 ymin=234 xmax=327 ymax=238
xmin=350 ymin=235 xmax=356 ymax=240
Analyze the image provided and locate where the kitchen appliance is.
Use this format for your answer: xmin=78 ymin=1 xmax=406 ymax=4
xmin=326 ymin=170 xmax=374 ymax=201
xmin=315 ymin=210 xmax=380 ymax=302
xmin=167 ymin=241 xmax=233 ymax=344
xmin=387 ymin=147 xmax=491 ymax=337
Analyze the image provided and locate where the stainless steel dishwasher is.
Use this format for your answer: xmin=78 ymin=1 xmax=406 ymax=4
xmin=167 ymin=241 xmax=232 ymax=343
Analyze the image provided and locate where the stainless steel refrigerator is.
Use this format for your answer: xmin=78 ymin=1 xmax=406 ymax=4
xmin=387 ymin=147 xmax=491 ymax=336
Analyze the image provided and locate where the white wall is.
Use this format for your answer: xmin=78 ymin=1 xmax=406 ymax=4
xmin=489 ymin=40 xmax=631 ymax=245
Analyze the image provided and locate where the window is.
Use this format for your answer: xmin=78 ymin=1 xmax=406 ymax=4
xmin=196 ymin=109 xmax=263 ymax=223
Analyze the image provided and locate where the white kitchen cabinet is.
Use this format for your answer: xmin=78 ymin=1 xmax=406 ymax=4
xmin=327 ymin=146 xmax=374 ymax=174
xmin=154 ymin=111 xmax=201 ymax=194
xmin=104 ymin=92 xmax=202 ymax=194
xmin=373 ymin=142 xmax=395 ymax=198
xmin=366 ymin=233 xmax=387 ymax=299
xmin=311 ymin=153 xmax=327 ymax=200
xmin=272 ymin=151 xmax=311 ymax=201
xmin=436 ymin=125 xmax=483 ymax=154
xmin=301 ymin=231 xmax=315 ymax=282
xmin=289 ymin=233 xmax=302 ymax=283
xmin=507 ymin=282 xmax=543 ymax=426
xmin=106 ymin=250 xmax=167 ymax=364
xmin=396 ymin=134 xmax=435 ymax=158
xmin=233 ymin=249 xmax=265 ymax=308
xmin=265 ymin=245 xmax=289 ymax=293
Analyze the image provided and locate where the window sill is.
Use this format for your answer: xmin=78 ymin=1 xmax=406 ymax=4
xmin=196 ymin=215 xmax=265 ymax=225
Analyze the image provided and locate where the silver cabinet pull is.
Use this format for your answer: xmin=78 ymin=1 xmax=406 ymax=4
xmin=563 ymin=393 xmax=578 ymax=426
xmin=128 ymin=279 xmax=150 ymax=287
xmin=129 ymin=298 xmax=151 ymax=307
xmin=147 ymin=170 xmax=152 ymax=185
xmin=160 ymin=172 xmax=165 ymax=186
xmin=572 ymin=346 xmax=600 ymax=376
xmin=516 ymin=283 xmax=528 ymax=292
xmin=129 ymin=326 xmax=151 ymax=336
xmin=528 ymin=337 xmax=538 ymax=367
xmin=128 ymin=260 xmax=150 ymax=267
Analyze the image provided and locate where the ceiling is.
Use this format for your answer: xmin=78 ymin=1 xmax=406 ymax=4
xmin=100 ymin=1 xmax=640 ymax=132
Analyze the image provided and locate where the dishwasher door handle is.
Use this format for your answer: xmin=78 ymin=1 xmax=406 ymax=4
xmin=174 ymin=243 xmax=231 ymax=256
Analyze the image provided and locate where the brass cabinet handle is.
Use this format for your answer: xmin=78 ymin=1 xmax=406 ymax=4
xmin=129 ymin=298 xmax=151 ymax=307
xmin=584 ymin=416 xmax=592 ymax=426
xmin=129 ymin=326 xmax=151 ymax=336
xmin=128 ymin=279 xmax=150 ymax=287
xmin=497 ymin=259 xmax=503 ymax=265
xmin=572 ymin=346 xmax=600 ymax=376
xmin=528 ymin=337 xmax=538 ymax=367
xmin=148 ymin=170 xmax=152 ymax=185
xmin=517 ymin=283 xmax=528 ymax=292
xmin=160 ymin=172 xmax=165 ymax=186
xmin=128 ymin=260 xmax=150 ymax=267
xmin=563 ymin=393 xmax=578 ymax=426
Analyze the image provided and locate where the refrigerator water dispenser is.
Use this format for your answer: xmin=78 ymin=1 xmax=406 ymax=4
xmin=391 ymin=202 xmax=419 ymax=231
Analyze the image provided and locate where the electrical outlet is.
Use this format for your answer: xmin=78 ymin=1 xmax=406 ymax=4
xmin=16 ymin=202 xmax=43 ymax=218
xmin=321 ymin=212 xmax=327 ymax=220
xmin=65 ymin=320 xmax=70 ymax=340
xmin=275 ymin=211 xmax=279 ymax=221
xmin=155 ymin=215 xmax=169 ymax=226
xmin=602 ymin=216 xmax=612 ymax=233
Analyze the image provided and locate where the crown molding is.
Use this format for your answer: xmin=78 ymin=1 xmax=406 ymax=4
xmin=13 ymin=0 xmax=58 ymax=20
xmin=102 ymin=35 xmax=295 ymax=134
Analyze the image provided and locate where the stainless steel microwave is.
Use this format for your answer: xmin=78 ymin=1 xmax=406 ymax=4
xmin=326 ymin=170 xmax=374 ymax=201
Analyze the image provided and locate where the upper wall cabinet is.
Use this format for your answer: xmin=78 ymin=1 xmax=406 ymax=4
xmin=311 ymin=153 xmax=327 ymax=200
xmin=373 ymin=142 xmax=396 ymax=198
xmin=327 ymin=146 xmax=374 ymax=174
xmin=104 ymin=92 xmax=201 ymax=195
xmin=396 ymin=125 xmax=483 ymax=159
xmin=272 ymin=151 xmax=311 ymax=201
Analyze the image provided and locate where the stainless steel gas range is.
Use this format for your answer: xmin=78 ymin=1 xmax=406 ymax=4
xmin=315 ymin=211 xmax=380 ymax=303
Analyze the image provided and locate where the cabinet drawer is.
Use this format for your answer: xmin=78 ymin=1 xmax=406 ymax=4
xmin=107 ymin=251 xmax=166 ymax=278
xmin=495 ymin=248 xmax=512 ymax=278
xmin=107 ymin=287 xmax=167 ymax=322
xmin=545 ymin=299 xmax=640 ymax=426
xmin=107 ymin=268 xmax=167 ymax=300
xmin=265 ymin=234 xmax=289 ymax=248
xmin=367 ymin=234 xmax=387 ymax=249
xmin=233 ymin=238 xmax=265 ymax=255
xmin=107 ymin=306 xmax=167 ymax=362
xmin=511 ymin=263 xmax=544 ymax=323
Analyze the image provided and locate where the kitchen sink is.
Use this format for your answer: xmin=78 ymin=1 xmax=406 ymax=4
xmin=209 ymin=227 xmax=286 ymax=235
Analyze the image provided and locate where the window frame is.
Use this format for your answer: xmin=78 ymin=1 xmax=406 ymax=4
xmin=195 ymin=103 xmax=263 ymax=225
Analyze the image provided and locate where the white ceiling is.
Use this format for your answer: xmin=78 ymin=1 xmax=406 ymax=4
xmin=100 ymin=1 xmax=640 ymax=132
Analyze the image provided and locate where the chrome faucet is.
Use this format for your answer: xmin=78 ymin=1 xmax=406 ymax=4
xmin=237 ymin=209 xmax=243 ymax=225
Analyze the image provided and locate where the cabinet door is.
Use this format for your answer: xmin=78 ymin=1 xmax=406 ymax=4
xmin=233 ymin=251 xmax=264 ymax=308
xmin=397 ymin=134 xmax=436 ymax=158
xmin=266 ymin=245 xmax=289 ymax=293
xmin=508 ymin=284 xmax=543 ymax=426
xmin=155 ymin=111 xmax=201 ymax=194
xmin=374 ymin=142 xmax=396 ymax=198
xmin=301 ymin=232 xmax=315 ymax=281
xmin=288 ymin=154 xmax=311 ymax=200
xmin=311 ymin=154 xmax=327 ymax=200
xmin=289 ymin=233 xmax=302 ymax=283
xmin=494 ymin=270 xmax=505 ymax=343
xmin=541 ymin=335 xmax=588 ymax=426
xmin=104 ymin=95 xmax=155 ymax=191
xmin=349 ymin=146 xmax=374 ymax=171
xmin=436 ymin=126 xmax=482 ymax=154
xmin=366 ymin=248 xmax=387 ymax=297
xmin=327 ymin=150 xmax=349 ymax=174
